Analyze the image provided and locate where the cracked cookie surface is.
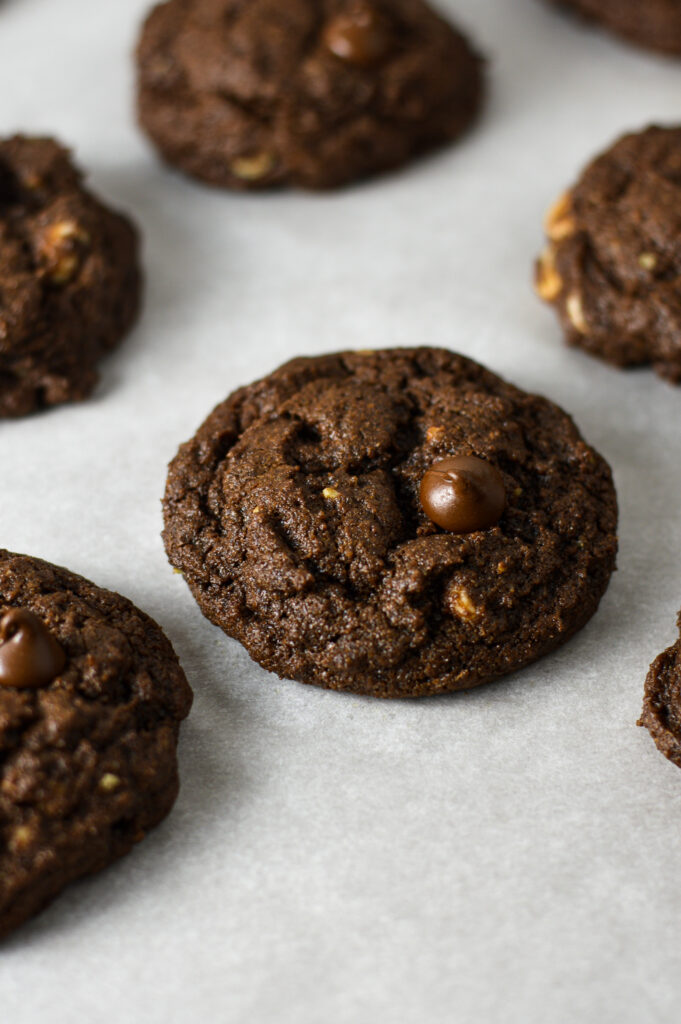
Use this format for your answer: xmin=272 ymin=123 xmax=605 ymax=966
xmin=546 ymin=0 xmax=681 ymax=55
xmin=536 ymin=126 xmax=681 ymax=384
xmin=0 ymin=550 xmax=192 ymax=940
xmin=640 ymin=611 xmax=681 ymax=771
xmin=163 ymin=348 xmax=618 ymax=698
xmin=136 ymin=0 xmax=484 ymax=190
xmin=0 ymin=136 xmax=141 ymax=417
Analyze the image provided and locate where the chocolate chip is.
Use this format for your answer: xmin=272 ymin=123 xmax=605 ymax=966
xmin=0 ymin=608 xmax=66 ymax=689
xmin=323 ymin=6 xmax=392 ymax=66
xmin=420 ymin=456 xmax=506 ymax=533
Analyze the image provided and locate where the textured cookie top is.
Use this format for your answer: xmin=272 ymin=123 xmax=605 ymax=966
xmin=136 ymin=0 xmax=483 ymax=189
xmin=547 ymin=0 xmax=681 ymax=56
xmin=163 ymin=348 xmax=618 ymax=697
xmin=0 ymin=550 xmax=192 ymax=939
xmin=536 ymin=126 xmax=681 ymax=383
xmin=640 ymin=612 xmax=681 ymax=770
xmin=0 ymin=136 xmax=141 ymax=416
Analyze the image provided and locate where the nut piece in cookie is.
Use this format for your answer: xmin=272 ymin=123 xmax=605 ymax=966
xmin=0 ymin=551 xmax=192 ymax=940
xmin=639 ymin=610 xmax=681 ymax=771
xmin=0 ymin=136 xmax=142 ymax=417
xmin=535 ymin=126 xmax=681 ymax=384
xmin=544 ymin=0 xmax=681 ymax=56
xmin=136 ymin=0 xmax=485 ymax=190
xmin=163 ymin=347 xmax=618 ymax=698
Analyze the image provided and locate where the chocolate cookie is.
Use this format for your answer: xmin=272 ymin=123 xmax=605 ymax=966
xmin=136 ymin=0 xmax=484 ymax=190
xmin=0 ymin=136 xmax=141 ymax=417
xmin=163 ymin=348 xmax=618 ymax=698
xmin=546 ymin=0 xmax=681 ymax=55
xmin=0 ymin=550 xmax=192 ymax=940
xmin=535 ymin=126 xmax=681 ymax=384
xmin=639 ymin=611 xmax=681 ymax=771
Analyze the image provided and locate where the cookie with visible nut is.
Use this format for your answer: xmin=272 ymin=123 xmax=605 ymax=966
xmin=163 ymin=347 xmax=617 ymax=698
xmin=0 ymin=550 xmax=192 ymax=940
xmin=535 ymin=126 xmax=681 ymax=384
xmin=135 ymin=0 xmax=484 ymax=190
xmin=0 ymin=136 xmax=142 ymax=416
xmin=639 ymin=609 xmax=681 ymax=771
xmin=545 ymin=0 xmax=681 ymax=55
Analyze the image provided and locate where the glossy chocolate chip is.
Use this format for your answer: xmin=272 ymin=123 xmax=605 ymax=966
xmin=420 ymin=455 xmax=506 ymax=533
xmin=0 ymin=608 xmax=66 ymax=689
xmin=323 ymin=6 xmax=392 ymax=66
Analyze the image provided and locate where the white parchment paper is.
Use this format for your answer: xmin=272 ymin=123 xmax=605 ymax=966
xmin=1 ymin=1 xmax=681 ymax=1021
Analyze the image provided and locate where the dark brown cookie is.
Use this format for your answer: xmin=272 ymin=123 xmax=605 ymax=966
xmin=0 ymin=550 xmax=192 ymax=940
xmin=546 ymin=0 xmax=681 ymax=55
xmin=0 ymin=136 xmax=142 ymax=417
xmin=535 ymin=126 xmax=681 ymax=384
xmin=136 ymin=0 xmax=484 ymax=190
xmin=163 ymin=348 xmax=618 ymax=698
xmin=639 ymin=611 xmax=681 ymax=771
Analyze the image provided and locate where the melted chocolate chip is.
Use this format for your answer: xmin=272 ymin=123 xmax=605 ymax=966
xmin=420 ymin=456 xmax=506 ymax=533
xmin=0 ymin=608 xmax=66 ymax=689
xmin=323 ymin=6 xmax=392 ymax=66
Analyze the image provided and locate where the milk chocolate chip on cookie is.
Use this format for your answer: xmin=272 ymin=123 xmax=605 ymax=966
xmin=0 ymin=551 xmax=192 ymax=940
xmin=0 ymin=136 xmax=141 ymax=416
xmin=420 ymin=456 xmax=506 ymax=534
xmin=0 ymin=610 xmax=66 ymax=690
xmin=163 ymin=348 xmax=617 ymax=698
xmin=536 ymin=126 xmax=681 ymax=384
xmin=136 ymin=0 xmax=484 ymax=190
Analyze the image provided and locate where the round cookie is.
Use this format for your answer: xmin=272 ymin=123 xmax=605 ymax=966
xmin=136 ymin=0 xmax=484 ymax=190
xmin=545 ymin=0 xmax=681 ymax=55
xmin=0 ymin=550 xmax=192 ymax=940
xmin=639 ymin=611 xmax=681 ymax=770
xmin=536 ymin=126 xmax=681 ymax=384
xmin=163 ymin=348 xmax=618 ymax=698
xmin=0 ymin=136 xmax=141 ymax=417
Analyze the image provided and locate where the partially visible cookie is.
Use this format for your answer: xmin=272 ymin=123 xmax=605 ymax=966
xmin=163 ymin=347 xmax=618 ymax=698
xmin=546 ymin=0 xmax=681 ymax=55
xmin=0 ymin=136 xmax=141 ymax=417
xmin=639 ymin=611 xmax=681 ymax=770
xmin=0 ymin=550 xmax=192 ymax=940
xmin=136 ymin=0 xmax=484 ymax=190
xmin=536 ymin=126 xmax=681 ymax=384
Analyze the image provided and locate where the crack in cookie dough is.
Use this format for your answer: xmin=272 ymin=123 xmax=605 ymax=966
xmin=136 ymin=0 xmax=484 ymax=190
xmin=163 ymin=348 xmax=618 ymax=698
